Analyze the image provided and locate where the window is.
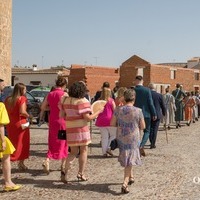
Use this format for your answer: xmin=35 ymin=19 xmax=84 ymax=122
xmin=137 ymin=68 xmax=143 ymax=76
xmin=195 ymin=73 xmax=199 ymax=80
xmin=170 ymin=70 xmax=176 ymax=79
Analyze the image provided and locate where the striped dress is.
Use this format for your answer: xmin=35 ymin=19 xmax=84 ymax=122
xmin=62 ymin=97 xmax=91 ymax=146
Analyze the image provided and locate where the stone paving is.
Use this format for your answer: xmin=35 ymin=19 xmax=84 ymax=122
xmin=1 ymin=121 xmax=200 ymax=200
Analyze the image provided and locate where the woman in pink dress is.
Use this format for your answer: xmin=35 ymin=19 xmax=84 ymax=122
xmin=95 ymin=87 xmax=116 ymax=157
xmin=40 ymin=77 xmax=68 ymax=174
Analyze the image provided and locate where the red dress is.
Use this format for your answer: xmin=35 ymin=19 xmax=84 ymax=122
xmin=5 ymin=96 xmax=30 ymax=161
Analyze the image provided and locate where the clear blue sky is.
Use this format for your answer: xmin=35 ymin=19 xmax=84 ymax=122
xmin=12 ymin=0 xmax=200 ymax=69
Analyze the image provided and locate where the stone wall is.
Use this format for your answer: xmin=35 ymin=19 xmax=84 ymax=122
xmin=0 ymin=0 xmax=12 ymax=85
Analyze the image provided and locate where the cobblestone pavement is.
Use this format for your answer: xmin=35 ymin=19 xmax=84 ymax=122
xmin=1 ymin=121 xmax=200 ymax=200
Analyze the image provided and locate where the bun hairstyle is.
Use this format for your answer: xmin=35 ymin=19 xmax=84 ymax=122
xmin=55 ymin=76 xmax=67 ymax=87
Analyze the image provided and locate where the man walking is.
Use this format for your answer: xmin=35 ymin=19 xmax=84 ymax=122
xmin=134 ymin=76 xmax=157 ymax=156
xmin=148 ymin=83 xmax=166 ymax=149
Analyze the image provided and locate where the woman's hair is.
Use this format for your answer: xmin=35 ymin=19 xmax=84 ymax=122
xmin=124 ymin=89 xmax=136 ymax=102
xmin=68 ymin=81 xmax=87 ymax=98
xmin=100 ymin=87 xmax=111 ymax=101
xmin=55 ymin=76 xmax=67 ymax=87
xmin=7 ymin=83 xmax=26 ymax=107
xmin=117 ymin=87 xmax=127 ymax=98
xmin=50 ymin=86 xmax=56 ymax=92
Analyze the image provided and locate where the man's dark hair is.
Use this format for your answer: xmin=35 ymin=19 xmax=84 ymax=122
xmin=102 ymin=82 xmax=110 ymax=88
xmin=135 ymin=75 xmax=143 ymax=81
xmin=176 ymin=83 xmax=180 ymax=88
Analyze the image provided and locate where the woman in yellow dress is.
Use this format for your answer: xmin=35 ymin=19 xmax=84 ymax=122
xmin=0 ymin=102 xmax=21 ymax=192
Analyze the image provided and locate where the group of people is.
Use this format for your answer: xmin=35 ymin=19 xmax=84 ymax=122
xmin=163 ymin=83 xmax=200 ymax=129
xmin=1 ymin=75 xmax=199 ymax=194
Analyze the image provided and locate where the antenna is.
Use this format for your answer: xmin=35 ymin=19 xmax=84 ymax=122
xmin=93 ymin=57 xmax=99 ymax=65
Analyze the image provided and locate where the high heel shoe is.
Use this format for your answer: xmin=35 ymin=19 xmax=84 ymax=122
xmin=61 ymin=171 xmax=68 ymax=183
xmin=128 ymin=177 xmax=135 ymax=185
xmin=18 ymin=161 xmax=28 ymax=171
xmin=42 ymin=160 xmax=50 ymax=175
xmin=77 ymin=172 xmax=88 ymax=182
xmin=121 ymin=183 xmax=129 ymax=194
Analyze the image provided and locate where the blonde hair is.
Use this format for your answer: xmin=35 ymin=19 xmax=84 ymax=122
xmin=100 ymin=87 xmax=111 ymax=101
xmin=7 ymin=83 xmax=26 ymax=107
xmin=116 ymin=87 xmax=127 ymax=98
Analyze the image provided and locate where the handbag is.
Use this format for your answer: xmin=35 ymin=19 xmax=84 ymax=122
xmin=110 ymin=139 xmax=118 ymax=150
xmin=21 ymin=121 xmax=30 ymax=130
xmin=58 ymin=129 xmax=66 ymax=140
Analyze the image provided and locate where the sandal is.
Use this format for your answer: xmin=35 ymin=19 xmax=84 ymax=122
xmin=128 ymin=177 xmax=135 ymax=185
xmin=106 ymin=148 xmax=114 ymax=156
xmin=3 ymin=184 xmax=22 ymax=192
xmin=18 ymin=161 xmax=28 ymax=171
xmin=61 ymin=171 xmax=68 ymax=184
xmin=42 ymin=160 xmax=50 ymax=175
xmin=77 ymin=172 xmax=88 ymax=182
xmin=121 ymin=183 xmax=129 ymax=194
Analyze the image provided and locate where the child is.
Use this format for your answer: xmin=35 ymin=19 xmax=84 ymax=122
xmin=0 ymin=102 xmax=21 ymax=192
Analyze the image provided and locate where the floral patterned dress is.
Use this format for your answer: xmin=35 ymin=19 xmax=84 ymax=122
xmin=114 ymin=105 xmax=144 ymax=167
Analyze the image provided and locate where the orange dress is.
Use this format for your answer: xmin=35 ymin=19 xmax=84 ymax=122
xmin=183 ymin=97 xmax=195 ymax=121
xmin=5 ymin=96 xmax=30 ymax=161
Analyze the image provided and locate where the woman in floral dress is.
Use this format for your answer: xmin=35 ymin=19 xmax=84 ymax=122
xmin=111 ymin=89 xmax=145 ymax=194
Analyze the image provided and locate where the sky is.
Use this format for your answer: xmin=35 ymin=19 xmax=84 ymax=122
xmin=12 ymin=0 xmax=200 ymax=69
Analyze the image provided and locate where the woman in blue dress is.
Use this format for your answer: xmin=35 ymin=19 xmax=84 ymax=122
xmin=111 ymin=89 xmax=145 ymax=194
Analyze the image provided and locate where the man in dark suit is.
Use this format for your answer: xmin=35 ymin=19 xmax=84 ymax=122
xmin=134 ymin=76 xmax=157 ymax=156
xmin=148 ymin=83 xmax=166 ymax=149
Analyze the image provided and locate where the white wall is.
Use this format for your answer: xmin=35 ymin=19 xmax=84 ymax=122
xmin=12 ymin=73 xmax=58 ymax=87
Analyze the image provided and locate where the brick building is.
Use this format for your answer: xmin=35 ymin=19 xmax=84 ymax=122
xmin=68 ymin=64 xmax=119 ymax=96
xmin=0 ymin=0 xmax=12 ymax=85
xmin=119 ymin=55 xmax=200 ymax=93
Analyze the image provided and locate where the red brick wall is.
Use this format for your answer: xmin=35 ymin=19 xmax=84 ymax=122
xmin=68 ymin=65 xmax=119 ymax=97
xmin=150 ymin=65 xmax=199 ymax=92
xmin=119 ymin=55 xmax=200 ymax=93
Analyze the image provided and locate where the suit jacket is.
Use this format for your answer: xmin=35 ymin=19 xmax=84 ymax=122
xmin=151 ymin=90 xmax=166 ymax=120
xmin=172 ymin=89 xmax=186 ymax=102
xmin=134 ymin=85 xmax=157 ymax=118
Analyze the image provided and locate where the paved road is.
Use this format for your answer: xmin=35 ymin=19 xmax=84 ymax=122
xmin=1 ymin=121 xmax=200 ymax=200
